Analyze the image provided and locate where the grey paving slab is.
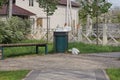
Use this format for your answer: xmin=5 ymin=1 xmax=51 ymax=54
xmin=24 ymin=69 xmax=108 ymax=80
xmin=86 ymin=52 xmax=120 ymax=58
xmin=95 ymin=69 xmax=109 ymax=80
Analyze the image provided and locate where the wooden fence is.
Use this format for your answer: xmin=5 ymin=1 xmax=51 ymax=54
xmin=29 ymin=24 xmax=120 ymax=46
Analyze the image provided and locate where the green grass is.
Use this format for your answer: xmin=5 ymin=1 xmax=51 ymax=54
xmin=68 ymin=42 xmax=120 ymax=53
xmin=4 ymin=43 xmax=53 ymax=58
xmin=106 ymin=68 xmax=120 ymax=80
xmin=3 ymin=40 xmax=120 ymax=58
xmin=0 ymin=70 xmax=30 ymax=80
xmin=3 ymin=40 xmax=53 ymax=58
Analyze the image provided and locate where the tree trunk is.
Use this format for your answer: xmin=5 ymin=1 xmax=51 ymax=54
xmin=8 ymin=0 xmax=13 ymax=18
xmin=86 ymin=0 xmax=93 ymax=36
xmin=96 ymin=14 xmax=99 ymax=45
xmin=96 ymin=0 xmax=99 ymax=45
xmin=86 ymin=15 xmax=92 ymax=36
xmin=46 ymin=4 xmax=49 ymax=43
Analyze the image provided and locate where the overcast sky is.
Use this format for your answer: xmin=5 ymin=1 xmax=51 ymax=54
xmin=108 ymin=0 xmax=120 ymax=8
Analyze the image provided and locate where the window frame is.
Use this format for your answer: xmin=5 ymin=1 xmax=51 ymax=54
xmin=29 ymin=0 xmax=34 ymax=6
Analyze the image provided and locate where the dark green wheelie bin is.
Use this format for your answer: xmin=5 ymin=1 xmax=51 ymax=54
xmin=54 ymin=31 xmax=68 ymax=53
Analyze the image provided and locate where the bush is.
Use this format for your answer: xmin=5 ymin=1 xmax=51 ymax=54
xmin=0 ymin=20 xmax=6 ymax=42
xmin=0 ymin=17 xmax=31 ymax=43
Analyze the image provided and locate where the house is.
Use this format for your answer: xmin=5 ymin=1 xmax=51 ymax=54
xmin=0 ymin=0 xmax=79 ymax=39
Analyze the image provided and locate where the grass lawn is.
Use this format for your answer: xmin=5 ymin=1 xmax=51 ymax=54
xmin=3 ymin=40 xmax=120 ymax=58
xmin=0 ymin=70 xmax=30 ymax=80
xmin=68 ymin=42 xmax=120 ymax=53
xmin=106 ymin=68 xmax=120 ymax=80
xmin=4 ymin=40 xmax=53 ymax=58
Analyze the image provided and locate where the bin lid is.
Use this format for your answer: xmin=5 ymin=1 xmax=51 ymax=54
xmin=55 ymin=26 xmax=71 ymax=32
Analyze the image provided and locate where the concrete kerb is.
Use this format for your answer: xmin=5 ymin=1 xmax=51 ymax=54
xmin=95 ymin=69 xmax=110 ymax=80
xmin=22 ymin=70 xmax=34 ymax=80
xmin=103 ymin=70 xmax=110 ymax=80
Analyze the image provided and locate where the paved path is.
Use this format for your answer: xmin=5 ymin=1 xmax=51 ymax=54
xmin=86 ymin=52 xmax=120 ymax=58
xmin=24 ymin=69 xmax=108 ymax=80
xmin=0 ymin=52 xmax=120 ymax=80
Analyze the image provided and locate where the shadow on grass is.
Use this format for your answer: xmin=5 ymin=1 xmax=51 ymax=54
xmin=5 ymin=52 xmax=37 ymax=58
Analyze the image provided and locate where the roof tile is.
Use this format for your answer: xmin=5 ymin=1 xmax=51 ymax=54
xmin=0 ymin=4 xmax=35 ymax=16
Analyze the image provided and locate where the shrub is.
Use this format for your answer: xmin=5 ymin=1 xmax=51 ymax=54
xmin=0 ymin=17 xmax=31 ymax=43
xmin=0 ymin=20 xmax=7 ymax=43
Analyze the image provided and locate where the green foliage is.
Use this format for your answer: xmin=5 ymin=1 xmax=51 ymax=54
xmin=0 ymin=20 xmax=6 ymax=42
xmin=0 ymin=70 xmax=29 ymax=80
xmin=6 ymin=17 xmax=31 ymax=35
xmin=91 ymin=0 xmax=112 ymax=17
xmin=106 ymin=68 xmax=120 ymax=80
xmin=36 ymin=0 xmax=58 ymax=16
xmin=78 ymin=0 xmax=112 ymax=22
xmin=0 ymin=17 xmax=31 ymax=43
xmin=0 ymin=0 xmax=7 ymax=7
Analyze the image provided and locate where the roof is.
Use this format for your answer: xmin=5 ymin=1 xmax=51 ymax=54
xmin=0 ymin=4 xmax=35 ymax=16
xmin=59 ymin=0 xmax=79 ymax=7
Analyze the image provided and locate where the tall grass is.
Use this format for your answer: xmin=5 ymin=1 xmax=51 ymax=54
xmin=68 ymin=42 xmax=120 ymax=53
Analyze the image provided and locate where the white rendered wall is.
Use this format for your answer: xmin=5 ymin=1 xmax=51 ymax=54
xmin=15 ymin=0 xmax=79 ymax=29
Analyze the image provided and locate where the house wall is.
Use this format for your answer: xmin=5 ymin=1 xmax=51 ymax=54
xmin=15 ymin=0 xmax=46 ymax=29
xmin=15 ymin=0 xmax=79 ymax=28
xmin=51 ymin=5 xmax=79 ymax=28
xmin=15 ymin=0 xmax=79 ymax=39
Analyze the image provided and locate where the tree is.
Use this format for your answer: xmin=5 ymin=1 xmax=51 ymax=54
xmin=36 ymin=0 xmax=58 ymax=42
xmin=77 ymin=0 xmax=112 ymax=44
xmin=78 ymin=0 xmax=111 ymax=20
xmin=0 ymin=0 xmax=7 ymax=7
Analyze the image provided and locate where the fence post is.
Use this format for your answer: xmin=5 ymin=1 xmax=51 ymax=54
xmin=78 ymin=26 xmax=82 ymax=42
xmin=103 ymin=24 xmax=108 ymax=45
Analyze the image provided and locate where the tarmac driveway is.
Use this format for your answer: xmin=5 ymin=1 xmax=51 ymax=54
xmin=0 ymin=53 xmax=120 ymax=70
xmin=0 ymin=52 xmax=120 ymax=80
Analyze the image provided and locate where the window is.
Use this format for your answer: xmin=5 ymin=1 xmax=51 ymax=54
xmin=29 ymin=0 xmax=34 ymax=6
xmin=37 ymin=18 xmax=43 ymax=27
xmin=13 ymin=0 xmax=16 ymax=4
